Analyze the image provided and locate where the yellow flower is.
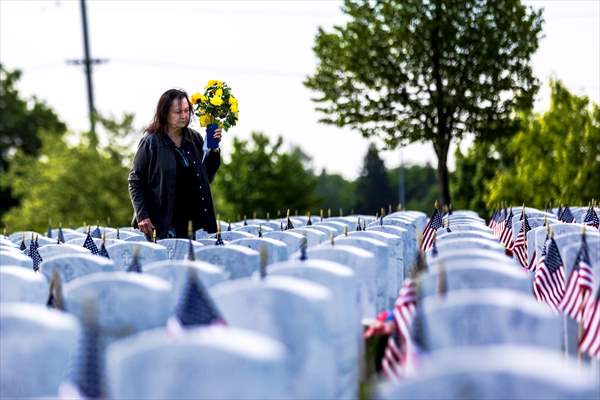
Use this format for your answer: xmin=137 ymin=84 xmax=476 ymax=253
xmin=215 ymin=88 xmax=223 ymax=97
xmin=230 ymin=102 xmax=238 ymax=113
xmin=190 ymin=92 xmax=202 ymax=105
xmin=205 ymin=80 xmax=223 ymax=89
xmin=210 ymin=96 xmax=224 ymax=106
xmin=229 ymin=96 xmax=237 ymax=105
xmin=199 ymin=114 xmax=211 ymax=127
xmin=200 ymin=94 xmax=207 ymax=103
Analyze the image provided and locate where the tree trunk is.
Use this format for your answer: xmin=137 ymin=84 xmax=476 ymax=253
xmin=435 ymin=145 xmax=451 ymax=208
xmin=431 ymin=0 xmax=451 ymax=209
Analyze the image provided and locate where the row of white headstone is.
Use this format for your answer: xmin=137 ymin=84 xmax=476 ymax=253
xmin=0 ymin=212 xmax=428 ymax=399
xmin=1 ymin=208 xmax=598 ymax=399
xmin=378 ymin=208 xmax=599 ymax=399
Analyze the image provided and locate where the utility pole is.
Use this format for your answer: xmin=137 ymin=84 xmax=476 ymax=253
xmin=66 ymin=0 xmax=108 ymax=135
xmin=399 ymin=148 xmax=405 ymax=210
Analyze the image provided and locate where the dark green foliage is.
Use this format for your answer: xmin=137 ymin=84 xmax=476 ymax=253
xmin=212 ymin=132 xmax=319 ymax=221
xmin=388 ymin=163 xmax=439 ymax=213
xmin=354 ymin=144 xmax=394 ymax=214
xmin=0 ymin=65 xmax=67 ymax=217
xmin=314 ymin=169 xmax=356 ymax=213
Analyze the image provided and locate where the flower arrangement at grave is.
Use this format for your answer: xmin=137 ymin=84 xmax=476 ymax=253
xmin=190 ymin=80 xmax=238 ymax=131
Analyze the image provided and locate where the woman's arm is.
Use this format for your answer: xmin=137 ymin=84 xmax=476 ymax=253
xmin=128 ymin=136 xmax=152 ymax=222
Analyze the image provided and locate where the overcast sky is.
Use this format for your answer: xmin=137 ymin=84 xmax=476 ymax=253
xmin=1 ymin=0 xmax=598 ymax=179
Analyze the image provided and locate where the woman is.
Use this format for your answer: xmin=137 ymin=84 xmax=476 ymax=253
xmin=128 ymin=89 xmax=222 ymax=239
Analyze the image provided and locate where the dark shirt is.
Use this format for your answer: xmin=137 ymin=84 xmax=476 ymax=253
xmin=171 ymin=144 xmax=202 ymax=237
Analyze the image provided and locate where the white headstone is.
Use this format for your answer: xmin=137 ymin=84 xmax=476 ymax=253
xmin=37 ymin=243 xmax=90 ymax=259
xmin=378 ymin=345 xmax=599 ymax=400
xmin=214 ymin=231 xmax=254 ymax=241
xmin=195 ymin=245 xmax=260 ymax=280
xmin=106 ymin=242 xmax=168 ymax=271
xmin=145 ymin=260 xmax=225 ymax=312
xmin=196 ymin=238 xmax=231 ymax=246
xmin=299 ymin=245 xmax=377 ymax=319
xmin=156 ymin=239 xmax=204 ymax=261
xmin=423 ymin=289 xmax=562 ymax=351
xmin=0 ymin=303 xmax=80 ymax=398
xmin=40 ymin=254 xmax=115 ymax=283
xmin=333 ymin=236 xmax=390 ymax=310
xmin=64 ymin=272 xmax=172 ymax=344
xmin=212 ymin=276 xmax=337 ymax=399
xmin=420 ymin=259 xmax=530 ymax=297
xmin=288 ymin=228 xmax=327 ymax=247
xmin=229 ymin=237 xmax=288 ymax=265
xmin=268 ymin=259 xmax=360 ymax=399
xmin=0 ymin=251 xmax=32 ymax=269
xmin=106 ymin=326 xmax=289 ymax=400
xmin=348 ymin=230 xmax=404 ymax=306
xmin=262 ymin=230 xmax=304 ymax=257
xmin=234 ymin=224 xmax=274 ymax=235
xmin=0 ymin=266 xmax=49 ymax=303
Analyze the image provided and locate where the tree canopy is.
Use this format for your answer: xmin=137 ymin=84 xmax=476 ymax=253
xmin=485 ymin=80 xmax=600 ymax=209
xmin=305 ymin=0 xmax=543 ymax=206
xmin=211 ymin=132 xmax=319 ymax=221
xmin=0 ymin=64 xmax=67 ymax=216
xmin=354 ymin=143 xmax=394 ymax=214
xmin=1 ymin=114 xmax=135 ymax=233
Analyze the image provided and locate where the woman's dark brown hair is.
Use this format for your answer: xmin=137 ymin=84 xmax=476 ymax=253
xmin=146 ymin=89 xmax=193 ymax=134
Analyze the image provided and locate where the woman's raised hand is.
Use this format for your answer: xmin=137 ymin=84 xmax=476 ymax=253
xmin=213 ymin=128 xmax=222 ymax=143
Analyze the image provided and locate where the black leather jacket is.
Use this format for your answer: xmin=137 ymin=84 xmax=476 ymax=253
xmin=128 ymin=128 xmax=221 ymax=238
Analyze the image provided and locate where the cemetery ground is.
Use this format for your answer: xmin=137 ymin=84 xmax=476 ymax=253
xmin=1 ymin=206 xmax=599 ymax=399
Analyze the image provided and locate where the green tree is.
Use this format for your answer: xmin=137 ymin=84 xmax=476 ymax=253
xmin=355 ymin=143 xmax=394 ymax=214
xmin=451 ymin=136 xmax=515 ymax=216
xmin=1 ymin=114 xmax=135 ymax=233
xmin=305 ymin=0 xmax=543 ymax=206
xmin=0 ymin=64 xmax=67 ymax=216
xmin=212 ymin=132 xmax=319 ymax=221
xmin=388 ymin=163 xmax=439 ymax=213
xmin=486 ymin=80 xmax=600 ymax=208
xmin=314 ymin=169 xmax=356 ymax=213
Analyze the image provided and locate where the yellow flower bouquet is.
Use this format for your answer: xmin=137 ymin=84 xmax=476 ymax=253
xmin=191 ymin=80 xmax=238 ymax=148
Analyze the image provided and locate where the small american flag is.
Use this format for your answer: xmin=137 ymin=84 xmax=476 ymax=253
xmin=28 ymin=237 xmax=43 ymax=272
xmin=168 ymin=270 xmax=225 ymax=335
xmin=382 ymin=278 xmax=416 ymax=382
xmin=513 ymin=211 xmax=531 ymax=269
xmin=560 ymin=205 xmax=575 ymax=223
xmin=494 ymin=209 xmax=506 ymax=237
xmin=57 ymin=227 xmax=65 ymax=243
xmin=559 ymin=233 xmax=594 ymax=321
xmin=91 ymin=225 xmax=102 ymax=239
xmin=420 ymin=208 xmax=442 ymax=251
xmin=499 ymin=209 xmax=514 ymax=249
xmin=533 ymin=237 xmax=566 ymax=312
xmin=98 ymin=243 xmax=110 ymax=259
xmin=578 ymin=281 xmax=600 ymax=358
xmin=186 ymin=238 xmax=195 ymax=261
xmin=583 ymin=206 xmax=599 ymax=228
xmin=83 ymin=233 xmax=99 ymax=255
xmin=488 ymin=209 xmax=497 ymax=229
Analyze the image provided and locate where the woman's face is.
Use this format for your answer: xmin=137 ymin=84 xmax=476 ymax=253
xmin=167 ymin=97 xmax=190 ymax=130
